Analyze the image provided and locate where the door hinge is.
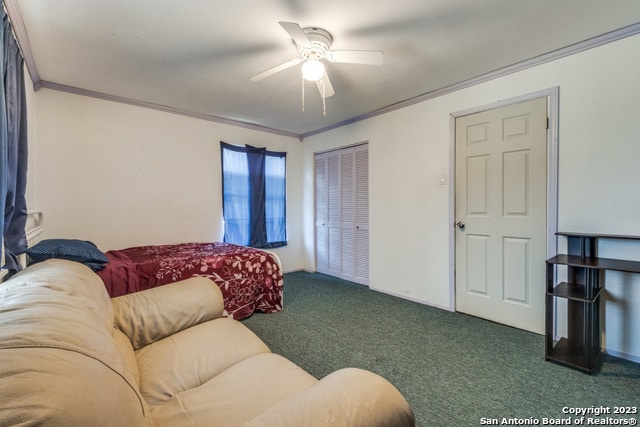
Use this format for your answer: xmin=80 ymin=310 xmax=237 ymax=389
xmin=546 ymin=117 xmax=550 ymax=129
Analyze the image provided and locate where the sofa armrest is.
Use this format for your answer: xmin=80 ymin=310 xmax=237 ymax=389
xmin=245 ymin=368 xmax=415 ymax=427
xmin=111 ymin=277 xmax=224 ymax=350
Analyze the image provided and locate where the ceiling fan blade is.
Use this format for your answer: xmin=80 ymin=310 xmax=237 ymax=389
xmin=316 ymin=73 xmax=335 ymax=98
xmin=250 ymin=58 xmax=302 ymax=82
xmin=328 ymin=50 xmax=383 ymax=65
xmin=279 ymin=21 xmax=312 ymax=48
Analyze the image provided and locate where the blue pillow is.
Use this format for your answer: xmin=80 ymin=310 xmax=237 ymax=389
xmin=27 ymin=239 xmax=109 ymax=271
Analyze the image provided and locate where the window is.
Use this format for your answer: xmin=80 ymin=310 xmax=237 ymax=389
xmin=220 ymin=142 xmax=287 ymax=248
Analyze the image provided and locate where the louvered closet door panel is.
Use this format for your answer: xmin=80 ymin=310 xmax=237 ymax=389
xmin=315 ymin=155 xmax=328 ymax=274
xmin=327 ymin=153 xmax=341 ymax=276
xmin=354 ymin=146 xmax=369 ymax=284
xmin=340 ymin=151 xmax=355 ymax=280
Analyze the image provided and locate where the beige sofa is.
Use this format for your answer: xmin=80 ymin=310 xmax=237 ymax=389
xmin=0 ymin=259 xmax=415 ymax=426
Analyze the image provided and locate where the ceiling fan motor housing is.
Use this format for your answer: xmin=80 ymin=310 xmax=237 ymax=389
xmin=297 ymin=27 xmax=332 ymax=60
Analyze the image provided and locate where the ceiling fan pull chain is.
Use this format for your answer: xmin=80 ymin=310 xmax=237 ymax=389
xmin=301 ymin=75 xmax=305 ymax=112
xmin=322 ymin=79 xmax=327 ymax=116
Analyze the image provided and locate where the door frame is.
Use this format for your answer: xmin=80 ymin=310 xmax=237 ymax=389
xmin=448 ymin=87 xmax=559 ymax=312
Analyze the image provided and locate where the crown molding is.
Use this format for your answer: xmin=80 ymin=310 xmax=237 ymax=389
xmin=38 ymin=81 xmax=302 ymax=139
xmin=302 ymin=22 xmax=640 ymax=139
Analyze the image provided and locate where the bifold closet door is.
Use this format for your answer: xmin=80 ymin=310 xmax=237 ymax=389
xmin=314 ymin=145 xmax=369 ymax=285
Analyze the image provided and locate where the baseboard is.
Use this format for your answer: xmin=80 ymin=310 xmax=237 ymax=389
xmin=548 ymin=341 xmax=640 ymax=364
xmin=282 ymin=268 xmax=314 ymax=274
xmin=604 ymin=349 xmax=640 ymax=364
xmin=369 ymin=285 xmax=454 ymax=312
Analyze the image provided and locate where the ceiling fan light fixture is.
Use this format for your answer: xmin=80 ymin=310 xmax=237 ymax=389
xmin=301 ymin=59 xmax=325 ymax=81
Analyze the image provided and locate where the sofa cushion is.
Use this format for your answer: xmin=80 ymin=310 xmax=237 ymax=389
xmin=112 ymin=277 xmax=225 ymax=350
xmin=150 ymin=353 xmax=318 ymax=427
xmin=0 ymin=260 xmax=115 ymax=358
xmin=245 ymin=368 xmax=417 ymax=427
xmin=2 ymin=259 xmax=115 ymax=331
xmin=136 ymin=318 xmax=270 ymax=406
xmin=0 ymin=348 xmax=148 ymax=426
xmin=0 ymin=259 xmax=147 ymax=425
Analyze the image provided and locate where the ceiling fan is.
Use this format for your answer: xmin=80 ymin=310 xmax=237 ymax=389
xmin=250 ymin=21 xmax=384 ymax=101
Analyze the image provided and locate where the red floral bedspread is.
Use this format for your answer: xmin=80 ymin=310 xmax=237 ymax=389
xmin=97 ymin=242 xmax=283 ymax=320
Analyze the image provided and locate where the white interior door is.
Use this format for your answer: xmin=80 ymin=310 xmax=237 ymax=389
xmin=455 ymin=97 xmax=548 ymax=334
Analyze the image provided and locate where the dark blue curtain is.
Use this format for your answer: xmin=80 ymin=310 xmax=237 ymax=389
xmin=1 ymin=9 xmax=28 ymax=273
xmin=0 ymin=9 xmax=6 ymax=272
xmin=221 ymin=142 xmax=286 ymax=249
xmin=245 ymin=145 xmax=267 ymax=248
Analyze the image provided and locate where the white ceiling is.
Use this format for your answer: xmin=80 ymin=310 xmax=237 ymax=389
xmin=8 ymin=0 xmax=640 ymax=138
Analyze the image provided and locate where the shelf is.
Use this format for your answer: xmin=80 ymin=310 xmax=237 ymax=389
xmin=546 ymin=254 xmax=640 ymax=274
xmin=545 ymin=232 xmax=640 ymax=373
xmin=546 ymin=337 xmax=601 ymax=374
xmin=549 ymin=282 xmax=601 ymax=302
xmin=556 ymin=232 xmax=640 ymax=241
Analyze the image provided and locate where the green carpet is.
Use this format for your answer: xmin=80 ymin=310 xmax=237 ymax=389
xmin=242 ymin=271 xmax=639 ymax=427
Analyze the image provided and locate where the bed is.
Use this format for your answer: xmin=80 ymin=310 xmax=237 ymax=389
xmin=97 ymin=242 xmax=283 ymax=320
xmin=21 ymin=213 xmax=283 ymax=320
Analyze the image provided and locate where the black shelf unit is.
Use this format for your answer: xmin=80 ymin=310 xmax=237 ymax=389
xmin=545 ymin=233 xmax=640 ymax=373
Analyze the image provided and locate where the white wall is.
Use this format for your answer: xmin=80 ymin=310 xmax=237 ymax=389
xmin=26 ymin=89 xmax=304 ymax=272
xmin=302 ymin=34 xmax=640 ymax=360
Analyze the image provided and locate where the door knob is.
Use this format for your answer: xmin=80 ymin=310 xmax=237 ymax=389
xmin=456 ymin=221 xmax=465 ymax=230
